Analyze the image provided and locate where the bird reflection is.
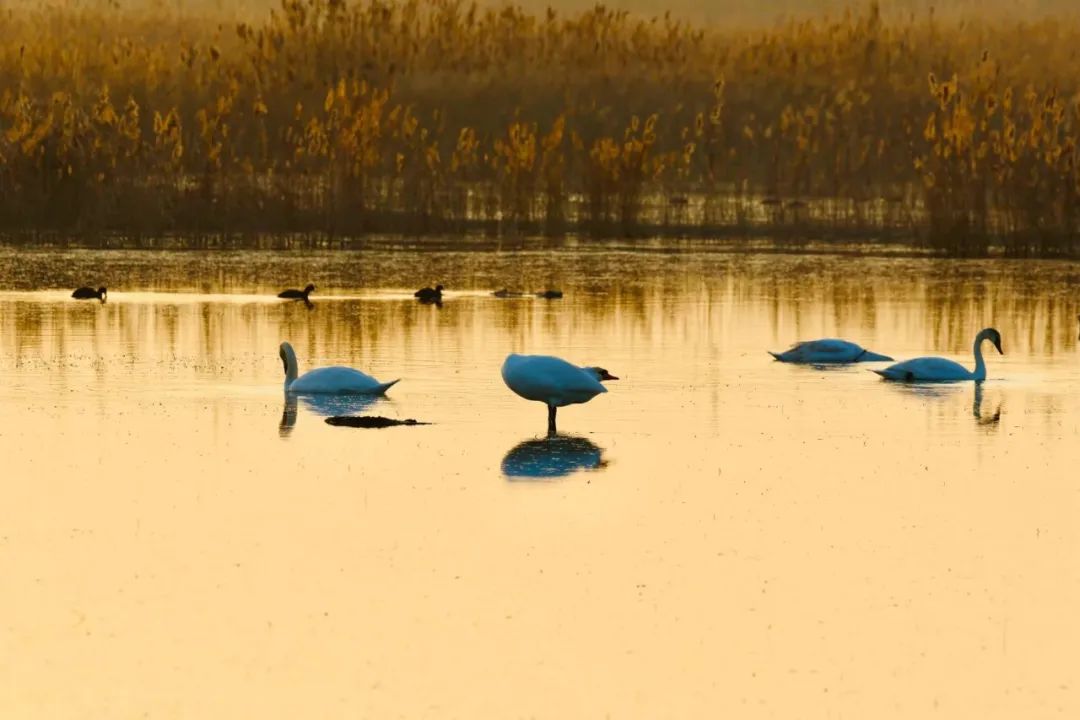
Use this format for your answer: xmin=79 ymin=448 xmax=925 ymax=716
xmin=972 ymin=383 xmax=1002 ymax=426
xmin=884 ymin=381 xmax=1002 ymax=427
xmin=279 ymin=394 xmax=298 ymax=437
xmin=501 ymin=434 xmax=606 ymax=480
xmin=279 ymin=393 xmax=382 ymax=437
xmin=886 ymin=382 xmax=962 ymax=400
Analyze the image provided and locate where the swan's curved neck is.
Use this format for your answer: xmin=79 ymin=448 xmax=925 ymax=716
xmin=281 ymin=345 xmax=299 ymax=388
xmin=971 ymin=333 xmax=988 ymax=381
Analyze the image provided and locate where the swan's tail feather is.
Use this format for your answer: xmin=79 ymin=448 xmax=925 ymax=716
xmin=871 ymin=369 xmax=889 ymax=378
xmin=376 ymin=378 xmax=401 ymax=395
xmin=768 ymin=351 xmax=784 ymax=361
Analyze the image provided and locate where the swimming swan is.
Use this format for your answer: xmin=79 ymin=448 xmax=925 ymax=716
xmin=501 ymin=353 xmax=618 ymax=433
xmin=769 ymin=338 xmax=892 ymax=363
xmin=874 ymin=328 xmax=1003 ymax=382
xmin=279 ymin=341 xmax=399 ymax=394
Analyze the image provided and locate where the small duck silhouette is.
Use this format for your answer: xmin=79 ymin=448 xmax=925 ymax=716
xmin=72 ymin=286 xmax=107 ymax=302
xmin=278 ymin=283 xmax=315 ymax=301
xmin=415 ymin=284 xmax=443 ymax=303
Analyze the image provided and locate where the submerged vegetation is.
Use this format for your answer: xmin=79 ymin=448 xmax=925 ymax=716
xmin=2 ymin=0 xmax=1080 ymax=255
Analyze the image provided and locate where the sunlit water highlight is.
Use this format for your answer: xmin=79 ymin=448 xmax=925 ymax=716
xmin=1 ymin=243 xmax=1079 ymax=718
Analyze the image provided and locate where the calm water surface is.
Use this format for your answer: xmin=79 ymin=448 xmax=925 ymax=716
xmin=1 ymin=243 xmax=1079 ymax=718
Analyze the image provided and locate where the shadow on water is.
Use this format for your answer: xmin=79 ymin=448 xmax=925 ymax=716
xmin=501 ymin=434 xmax=607 ymax=480
xmin=279 ymin=393 xmax=384 ymax=437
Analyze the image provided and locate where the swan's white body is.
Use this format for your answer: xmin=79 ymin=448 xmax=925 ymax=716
xmin=874 ymin=328 xmax=1003 ymax=383
xmin=280 ymin=342 xmax=398 ymax=394
xmin=501 ymin=354 xmax=616 ymax=432
xmin=769 ymin=338 xmax=892 ymax=363
xmin=502 ymin=354 xmax=607 ymax=407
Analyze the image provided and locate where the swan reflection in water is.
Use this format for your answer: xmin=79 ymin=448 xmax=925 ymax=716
xmin=279 ymin=393 xmax=383 ymax=437
xmin=501 ymin=434 xmax=607 ymax=480
xmin=887 ymin=382 xmax=1002 ymax=427
xmin=972 ymin=383 xmax=1002 ymax=426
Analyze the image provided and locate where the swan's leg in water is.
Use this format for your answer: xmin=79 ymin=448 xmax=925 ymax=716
xmin=547 ymin=405 xmax=557 ymax=434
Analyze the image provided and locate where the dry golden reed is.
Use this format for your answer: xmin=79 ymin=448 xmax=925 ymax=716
xmin=2 ymin=0 xmax=1080 ymax=255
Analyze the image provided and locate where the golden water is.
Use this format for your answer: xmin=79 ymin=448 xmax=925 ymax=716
xmin=1 ymin=244 xmax=1078 ymax=717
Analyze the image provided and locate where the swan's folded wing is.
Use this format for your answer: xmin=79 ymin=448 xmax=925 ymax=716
xmin=502 ymin=355 xmax=605 ymax=403
xmin=907 ymin=356 xmax=971 ymax=377
xmin=801 ymin=339 xmax=856 ymax=355
xmin=877 ymin=356 xmax=969 ymax=381
xmin=291 ymin=366 xmax=391 ymax=393
xmin=779 ymin=339 xmax=857 ymax=362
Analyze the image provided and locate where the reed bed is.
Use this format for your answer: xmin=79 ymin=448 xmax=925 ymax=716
xmin=2 ymin=0 xmax=1080 ymax=255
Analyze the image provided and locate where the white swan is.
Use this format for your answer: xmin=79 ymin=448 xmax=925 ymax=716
xmin=769 ymin=338 xmax=892 ymax=363
xmin=279 ymin=342 xmax=399 ymax=394
xmin=874 ymin=328 xmax=1003 ymax=382
xmin=501 ymin=354 xmax=618 ymax=433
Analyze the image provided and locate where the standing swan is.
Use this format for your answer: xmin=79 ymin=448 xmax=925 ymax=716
xmin=501 ymin=354 xmax=618 ymax=433
xmin=874 ymin=328 xmax=1003 ymax=382
xmin=279 ymin=341 xmax=399 ymax=394
xmin=769 ymin=338 xmax=892 ymax=363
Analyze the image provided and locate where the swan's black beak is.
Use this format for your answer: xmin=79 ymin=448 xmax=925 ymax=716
xmin=994 ymin=340 xmax=1003 ymax=355
xmin=599 ymin=369 xmax=619 ymax=381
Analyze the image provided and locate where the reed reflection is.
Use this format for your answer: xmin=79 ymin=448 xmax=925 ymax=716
xmin=3 ymin=246 xmax=1080 ymax=362
xmin=501 ymin=434 xmax=606 ymax=480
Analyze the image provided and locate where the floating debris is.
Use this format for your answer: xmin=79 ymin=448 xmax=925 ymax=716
xmin=325 ymin=416 xmax=429 ymax=429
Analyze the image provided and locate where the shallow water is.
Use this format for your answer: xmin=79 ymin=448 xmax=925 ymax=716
xmin=1 ymin=243 xmax=1079 ymax=718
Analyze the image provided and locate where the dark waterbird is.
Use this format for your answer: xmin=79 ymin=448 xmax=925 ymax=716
xmin=72 ymin=286 xmax=107 ymax=301
xmin=415 ymin=284 xmax=443 ymax=303
xmin=278 ymin=283 xmax=315 ymax=301
xmin=536 ymin=290 xmax=563 ymax=299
